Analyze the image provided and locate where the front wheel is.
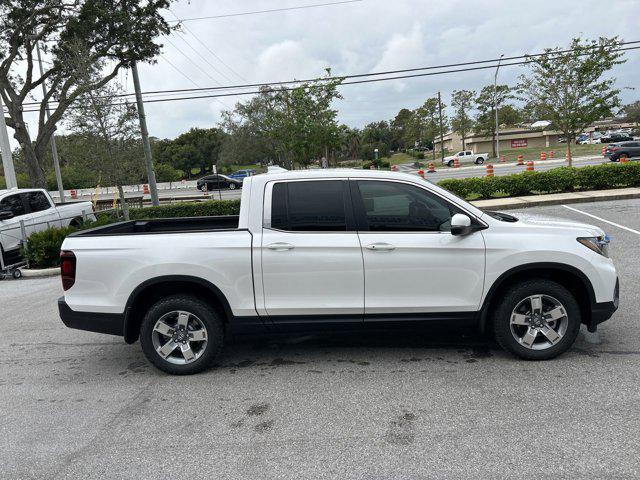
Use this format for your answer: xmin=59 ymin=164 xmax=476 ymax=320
xmin=447 ymin=160 xmax=454 ymax=167
xmin=492 ymin=279 xmax=581 ymax=360
xmin=140 ymin=295 xmax=224 ymax=375
xmin=228 ymin=183 xmax=237 ymax=190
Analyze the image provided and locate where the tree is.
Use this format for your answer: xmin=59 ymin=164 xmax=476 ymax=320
xmin=391 ymin=108 xmax=415 ymax=150
xmin=153 ymin=127 xmax=225 ymax=177
xmin=474 ymin=84 xmax=513 ymax=159
xmin=450 ymin=90 xmax=475 ymax=150
xmin=518 ymin=37 xmax=626 ymax=165
xmin=413 ymin=97 xmax=445 ymax=159
xmin=68 ymin=79 xmax=143 ymax=221
xmin=0 ymin=0 xmax=172 ymax=187
xmin=622 ymin=101 xmax=640 ymax=124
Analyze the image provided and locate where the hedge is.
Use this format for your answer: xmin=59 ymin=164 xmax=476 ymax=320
xmin=23 ymin=199 xmax=242 ymax=268
xmin=437 ymin=163 xmax=640 ymax=200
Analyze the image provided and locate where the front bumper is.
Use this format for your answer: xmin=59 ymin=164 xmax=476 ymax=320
xmin=588 ymin=278 xmax=619 ymax=332
xmin=58 ymin=297 xmax=124 ymax=337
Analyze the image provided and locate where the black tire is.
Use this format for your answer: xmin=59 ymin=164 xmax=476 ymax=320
xmin=475 ymin=157 xmax=485 ymax=165
xmin=69 ymin=217 xmax=83 ymax=228
xmin=228 ymin=183 xmax=237 ymax=190
xmin=447 ymin=160 xmax=454 ymax=167
xmin=492 ymin=279 xmax=581 ymax=360
xmin=12 ymin=269 xmax=22 ymax=279
xmin=140 ymin=295 xmax=224 ymax=375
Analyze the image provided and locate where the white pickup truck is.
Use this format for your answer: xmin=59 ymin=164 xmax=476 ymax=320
xmin=58 ymin=169 xmax=619 ymax=374
xmin=442 ymin=150 xmax=489 ymax=167
xmin=0 ymin=188 xmax=95 ymax=272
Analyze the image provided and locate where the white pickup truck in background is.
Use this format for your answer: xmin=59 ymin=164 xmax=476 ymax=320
xmin=0 ymin=188 xmax=95 ymax=270
xmin=442 ymin=150 xmax=489 ymax=167
xmin=58 ymin=169 xmax=619 ymax=375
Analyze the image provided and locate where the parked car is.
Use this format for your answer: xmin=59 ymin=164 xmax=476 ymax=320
xmin=0 ymin=188 xmax=95 ymax=273
xmin=196 ymin=174 xmax=242 ymax=191
xmin=442 ymin=150 xmax=489 ymax=167
xmin=228 ymin=169 xmax=256 ymax=181
xmin=576 ymin=134 xmax=589 ymax=144
xmin=601 ymin=132 xmax=633 ymax=143
xmin=604 ymin=141 xmax=640 ymax=161
xmin=58 ymin=169 xmax=619 ymax=374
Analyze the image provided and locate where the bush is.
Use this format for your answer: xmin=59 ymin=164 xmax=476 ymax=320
xmin=437 ymin=162 xmax=640 ymax=200
xmin=154 ymin=163 xmax=183 ymax=182
xmin=129 ymin=199 xmax=241 ymax=219
xmin=23 ymin=226 xmax=77 ymax=268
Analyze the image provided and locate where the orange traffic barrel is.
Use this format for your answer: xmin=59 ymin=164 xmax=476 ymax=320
xmin=526 ymin=161 xmax=534 ymax=171
xmin=486 ymin=164 xmax=494 ymax=177
xmin=427 ymin=162 xmax=435 ymax=173
xmin=517 ymin=155 xmax=524 ymax=165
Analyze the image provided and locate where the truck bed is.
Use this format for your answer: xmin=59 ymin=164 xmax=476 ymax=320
xmin=71 ymin=215 xmax=240 ymax=236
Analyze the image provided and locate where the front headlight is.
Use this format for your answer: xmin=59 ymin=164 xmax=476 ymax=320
xmin=577 ymin=235 xmax=610 ymax=257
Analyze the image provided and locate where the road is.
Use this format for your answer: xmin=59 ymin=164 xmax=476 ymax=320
xmin=1 ymin=198 xmax=639 ymax=479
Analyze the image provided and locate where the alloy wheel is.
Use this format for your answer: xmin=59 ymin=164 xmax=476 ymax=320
xmin=510 ymin=294 xmax=568 ymax=350
xmin=151 ymin=310 xmax=208 ymax=364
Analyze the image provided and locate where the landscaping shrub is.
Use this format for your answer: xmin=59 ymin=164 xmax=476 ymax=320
xmin=438 ymin=163 xmax=640 ymax=200
xmin=22 ymin=226 xmax=77 ymax=268
xmin=129 ymin=199 xmax=241 ymax=219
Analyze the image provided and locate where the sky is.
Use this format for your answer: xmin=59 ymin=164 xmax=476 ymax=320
xmin=10 ymin=0 xmax=640 ymax=149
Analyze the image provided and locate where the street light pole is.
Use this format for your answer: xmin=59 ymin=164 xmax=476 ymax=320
xmin=494 ymin=54 xmax=505 ymax=160
xmin=0 ymin=96 xmax=18 ymax=189
xmin=35 ymin=41 xmax=64 ymax=201
xmin=131 ymin=62 xmax=160 ymax=207
xmin=438 ymin=91 xmax=445 ymax=163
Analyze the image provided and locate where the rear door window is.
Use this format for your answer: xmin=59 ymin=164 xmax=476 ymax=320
xmin=26 ymin=191 xmax=51 ymax=213
xmin=270 ymin=180 xmax=349 ymax=231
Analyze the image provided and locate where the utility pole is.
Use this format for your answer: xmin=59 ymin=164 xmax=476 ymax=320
xmin=0 ymin=96 xmax=18 ymax=189
xmin=131 ymin=62 xmax=160 ymax=206
xmin=35 ymin=41 xmax=65 ymax=202
xmin=494 ymin=54 xmax=505 ymax=160
xmin=438 ymin=91 xmax=445 ymax=163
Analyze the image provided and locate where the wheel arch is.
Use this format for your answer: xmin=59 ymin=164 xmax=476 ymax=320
xmin=478 ymin=262 xmax=596 ymax=333
xmin=123 ymin=275 xmax=233 ymax=344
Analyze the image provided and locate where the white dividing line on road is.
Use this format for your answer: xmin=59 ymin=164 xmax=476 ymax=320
xmin=562 ymin=205 xmax=640 ymax=236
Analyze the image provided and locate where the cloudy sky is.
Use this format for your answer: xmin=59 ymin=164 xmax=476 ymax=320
xmin=12 ymin=0 xmax=640 ymax=148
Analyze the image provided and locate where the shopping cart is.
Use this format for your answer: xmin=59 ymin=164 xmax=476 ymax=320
xmin=0 ymin=246 xmax=26 ymax=280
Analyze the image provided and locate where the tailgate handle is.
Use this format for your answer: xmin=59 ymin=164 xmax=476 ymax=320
xmin=366 ymin=243 xmax=395 ymax=252
xmin=267 ymin=242 xmax=294 ymax=251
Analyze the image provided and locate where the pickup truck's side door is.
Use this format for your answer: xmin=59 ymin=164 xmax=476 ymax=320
xmin=261 ymin=179 xmax=364 ymax=321
xmin=351 ymin=179 xmax=486 ymax=317
xmin=0 ymin=193 xmax=33 ymax=255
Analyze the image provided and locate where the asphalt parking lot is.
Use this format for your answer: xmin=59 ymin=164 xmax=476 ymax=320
xmin=2 ymin=198 xmax=639 ymax=479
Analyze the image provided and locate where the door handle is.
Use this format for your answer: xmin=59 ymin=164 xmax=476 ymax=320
xmin=365 ymin=243 xmax=395 ymax=251
xmin=267 ymin=242 xmax=295 ymax=251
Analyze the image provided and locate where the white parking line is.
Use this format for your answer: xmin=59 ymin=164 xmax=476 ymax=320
xmin=562 ymin=205 xmax=640 ymax=235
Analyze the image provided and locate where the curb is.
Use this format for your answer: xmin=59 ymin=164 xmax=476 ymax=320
xmin=471 ymin=188 xmax=640 ymax=211
xmin=20 ymin=267 xmax=60 ymax=278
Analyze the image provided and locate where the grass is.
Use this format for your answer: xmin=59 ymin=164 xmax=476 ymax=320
xmin=489 ymin=143 xmax=604 ymax=162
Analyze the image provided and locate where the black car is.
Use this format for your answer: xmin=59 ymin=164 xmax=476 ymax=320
xmin=196 ymin=174 xmax=243 ymax=191
xmin=601 ymin=132 xmax=633 ymax=143
xmin=605 ymin=141 xmax=640 ymax=162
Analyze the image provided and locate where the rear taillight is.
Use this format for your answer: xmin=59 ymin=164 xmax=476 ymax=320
xmin=60 ymin=250 xmax=76 ymax=291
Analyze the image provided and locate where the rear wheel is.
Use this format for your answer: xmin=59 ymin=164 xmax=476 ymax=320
xmin=492 ymin=279 xmax=581 ymax=360
xmin=475 ymin=157 xmax=485 ymax=164
xmin=12 ymin=269 xmax=22 ymax=279
xmin=140 ymin=295 xmax=224 ymax=375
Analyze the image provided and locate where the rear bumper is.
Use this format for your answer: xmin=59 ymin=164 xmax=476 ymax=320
xmin=58 ymin=297 xmax=124 ymax=337
xmin=588 ymin=278 xmax=619 ymax=332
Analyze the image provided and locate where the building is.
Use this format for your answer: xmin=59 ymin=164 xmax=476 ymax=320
xmin=434 ymin=118 xmax=638 ymax=155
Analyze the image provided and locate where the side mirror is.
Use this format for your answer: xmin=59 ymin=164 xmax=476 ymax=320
xmin=450 ymin=213 xmax=473 ymax=236
xmin=0 ymin=210 xmax=14 ymax=220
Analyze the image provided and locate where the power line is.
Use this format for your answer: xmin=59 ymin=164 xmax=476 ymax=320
xmin=168 ymin=7 xmax=246 ymax=82
xmin=171 ymin=29 xmax=234 ymax=83
xmin=16 ymin=41 xmax=640 ymax=110
xmin=167 ymin=0 xmax=363 ymax=23
xmin=164 ymin=36 xmax=223 ymax=85
xmin=15 ymin=44 xmax=640 ymax=114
